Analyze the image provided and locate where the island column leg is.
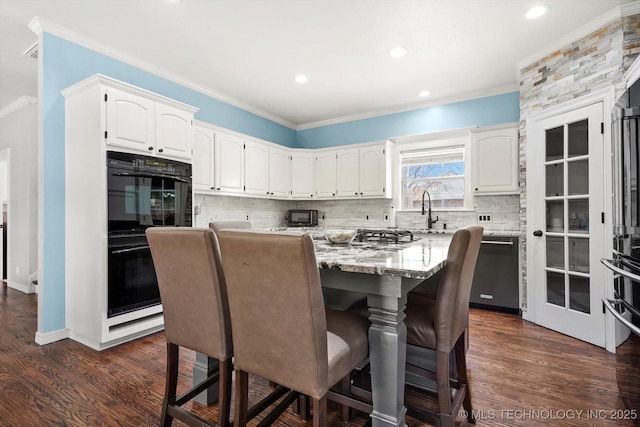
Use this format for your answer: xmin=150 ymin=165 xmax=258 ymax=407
xmin=367 ymin=293 xmax=408 ymax=427
xmin=193 ymin=353 xmax=219 ymax=405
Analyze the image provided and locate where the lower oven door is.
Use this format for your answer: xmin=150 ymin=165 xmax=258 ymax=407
xmin=108 ymin=235 xmax=160 ymax=318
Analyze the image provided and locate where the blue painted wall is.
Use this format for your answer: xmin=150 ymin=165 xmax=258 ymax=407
xmin=41 ymin=33 xmax=296 ymax=333
xmin=296 ymin=92 xmax=520 ymax=148
xmin=40 ymin=32 xmax=520 ymax=334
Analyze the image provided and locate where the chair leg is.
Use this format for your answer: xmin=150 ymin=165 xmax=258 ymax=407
xmin=436 ymin=350 xmax=453 ymax=427
xmin=340 ymin=376 xmax=353 ymax=422
xmin=312 ymin=395 xmax=327 ymax=427
xmin=234 ymin=370 xmax=249 ymax=427
xmin=218 ymin=358 xmax=233 ymax=427
xmin=161 ymin=343 xmax=179 ymax=427
xmin=455 ymin=336 xmax=476 ymax=424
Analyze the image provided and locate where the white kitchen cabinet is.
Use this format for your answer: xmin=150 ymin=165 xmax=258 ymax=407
xmin=105 ymin=87 xmax=155 ymax=154
xmin=269 ymin=146 xmax=291 ymax=198
xmin=215 ymin=132 xmax=244 ymax=194
xmin=359 ymin=143 xmax=391 ymax=197
xmin=337 ymin=148 xmax=360 ymax=198
xmin=472 ymin=125 xmax=519 ymax=194
xmin=105 ymin=86 xmax=195 ymax=161
xmin=61 ymin=74 xmax=198 ymax=350
xmin=291 ymin=152 xmax=315 ymax=199
xmin=192 ymin=125 xmax=215 ymax=192
xmin=316 ymin=151 xmax=338 ymax=198
xmin=155 ymin=104 xmax=193 ymax=161
xmin=244 ymin=140 xmax=269 ymax=196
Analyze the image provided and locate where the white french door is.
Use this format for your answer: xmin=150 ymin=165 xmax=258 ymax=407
xmin=527 ymin=102 xmax=606 ymax=347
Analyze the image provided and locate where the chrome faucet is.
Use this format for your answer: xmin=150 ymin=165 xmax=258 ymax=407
xmin=421 ymin=190 xmax=438 ymax=229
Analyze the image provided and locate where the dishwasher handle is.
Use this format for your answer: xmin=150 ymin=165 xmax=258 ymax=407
xmin=480 ymin=240 xmax=514 ymax=246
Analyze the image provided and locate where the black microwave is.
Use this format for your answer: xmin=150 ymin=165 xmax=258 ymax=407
xmin=288 ymin=209 xmax=318 ymax=227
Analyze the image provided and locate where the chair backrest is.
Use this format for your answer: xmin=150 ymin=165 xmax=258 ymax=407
xmin=434 ymin=226 xmax=483 ymax=352
xmin=209 ymin=221 xmax=252 ymax=233
xmin=146 ymin=227 xmax=232 ymax=361
xmin=217 ymin=230 xmax=329 ymax=399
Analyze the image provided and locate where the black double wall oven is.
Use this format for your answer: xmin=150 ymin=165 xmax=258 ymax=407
xmin=107 ymin=151 xmax=192 ymax=318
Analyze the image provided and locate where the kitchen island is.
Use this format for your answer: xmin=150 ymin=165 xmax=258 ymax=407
xmin=195 ymin=232 xmax=452 ymax=427
xmin=314 ymin=234 xmax=451 ymax=427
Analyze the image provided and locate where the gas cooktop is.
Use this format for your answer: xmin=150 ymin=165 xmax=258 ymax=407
xmin=356 ymin=229 xmax=414 ymax=244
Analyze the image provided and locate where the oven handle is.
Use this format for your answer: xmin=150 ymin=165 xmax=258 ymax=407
xmin=481 ymin=240 xmax=514 ymax=246
xmin=111 ymin=245 xmax=151 ymax=255
xmin=603 ymin=299 xmax=640 ymax=337
xmin=601 ymin=258 xmax=640 ymax=282
xmin=112 ymin=171 xmax=189 ymax=183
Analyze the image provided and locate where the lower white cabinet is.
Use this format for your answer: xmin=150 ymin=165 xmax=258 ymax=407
xmin=472 ymin=125 xmax=519 ymax=194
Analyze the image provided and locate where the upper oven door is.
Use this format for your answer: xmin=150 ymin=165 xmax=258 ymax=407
xmin=107 ymin=168 xmax=192 ymax=233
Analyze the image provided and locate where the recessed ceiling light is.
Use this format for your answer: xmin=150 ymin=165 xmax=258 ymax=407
xmin=418 ymin=90 xmax=431 ymax=98
xmin=388 ymin=47 xmax=408 ymax=59
xmin=294 ymin=75 xmax=308 ymax=84
xmin=526 ymin=5 xmax=548 ymax=19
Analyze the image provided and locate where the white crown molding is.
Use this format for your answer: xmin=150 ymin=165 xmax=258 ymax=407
xmin=517 ymin=1 xmax=640 ymax=70
xmin=0 ymin=96 xmax=38 ymax=119
xmin=296 ymin=83 xmax=519 ymax=131
xmin=28 ymin=17 xmax=297 ymax=130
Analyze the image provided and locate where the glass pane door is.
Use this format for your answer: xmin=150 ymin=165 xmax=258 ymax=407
xmin=544 ymin=119 xmax=591 ymax=314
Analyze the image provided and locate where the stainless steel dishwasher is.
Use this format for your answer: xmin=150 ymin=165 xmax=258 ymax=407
xmin=470 ymin=235 xmax=519 ymax=313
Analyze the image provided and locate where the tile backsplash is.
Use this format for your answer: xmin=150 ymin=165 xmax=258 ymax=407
xmin=194 ymin=193 xmax=520 ymax=234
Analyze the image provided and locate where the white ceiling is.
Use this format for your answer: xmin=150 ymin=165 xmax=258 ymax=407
xmin=0 ymin=0 xmax=635 ymax=128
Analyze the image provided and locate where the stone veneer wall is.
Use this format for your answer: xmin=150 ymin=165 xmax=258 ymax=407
xmin=194 ymin=193 xmax=520 ymax=234
xmin=518 ymin=14 xmax=640 ymax=310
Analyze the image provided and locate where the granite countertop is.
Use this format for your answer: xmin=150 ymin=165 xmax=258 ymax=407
xmin=313 ymin=234 xmax=451 ymax=279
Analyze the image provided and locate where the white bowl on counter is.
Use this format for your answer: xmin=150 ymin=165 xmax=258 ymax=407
xmin=323 ymin=229 xmax=357 ymax=244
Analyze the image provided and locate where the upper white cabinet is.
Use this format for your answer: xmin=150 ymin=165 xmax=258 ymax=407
xmin=215 ymin=131 xmax=245 ymax=194
xmin=269 ymin=147 xmax=291 ymax=198
xmin=244 ymin=140 xmax=269 ymax=196
xmin=315 ymin=142 xmax=392 ymax=199
xmin=105 ymin=87 xmax=155 ymax=153
xmin=104 ymin=83 xmax=196 ymax=161
xmin=336 ymin=148 xmax=360 ymax=198
xmin=472 ymin=125 xmax=519 ymax=194
xmin=316 ymin=151 xmax=338 ymax=198
xmin=193 ymin=124 xmax=393 ymax=200
xmin=291 ymin=152 xmax=315 ymax=199
xmin=192 ymin=126 xmax=215 ymax=192
xmin=155 ymin=104 xmax=194 ymax=161
xmin=359 ymin=144 xmax=391 ymax=197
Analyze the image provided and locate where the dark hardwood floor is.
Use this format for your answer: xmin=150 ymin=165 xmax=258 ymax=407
xmin=1 ymin=281 xmax=638 ymax=426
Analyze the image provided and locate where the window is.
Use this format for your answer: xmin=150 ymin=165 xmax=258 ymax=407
xmin=401 ymin=146 xmax=467 ymax=210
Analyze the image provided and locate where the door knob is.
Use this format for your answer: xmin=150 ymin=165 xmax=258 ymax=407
xmin=533 ymin=230 xmax=543 ymax=237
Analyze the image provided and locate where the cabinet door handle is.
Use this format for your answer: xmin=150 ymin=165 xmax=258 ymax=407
xmin=148 ymin=146 xmax=154 ymax=151
xmin=158 ymin=148 xmax=164 ymax=153
xmin=533 ymin=230 xmax=543 ymax=237
xmin=211 ymin=187 xmax=215 ymax=190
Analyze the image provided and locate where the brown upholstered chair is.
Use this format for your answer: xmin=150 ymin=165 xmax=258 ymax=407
xmin=146 ymin=227 xmax=233 ymax=427
xmin=404 ymin=226 xmax=483 ymax=427
xmin=208 ymin=221 xmax=251 ymax=233
xmin=217 ymin=229 xmax=372 ymax=427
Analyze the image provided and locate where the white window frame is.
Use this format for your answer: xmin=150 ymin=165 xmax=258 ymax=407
xmin=396 ymin=134 xmax=473 ymax=212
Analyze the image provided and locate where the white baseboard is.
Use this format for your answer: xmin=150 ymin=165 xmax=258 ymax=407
xmin=35 ymin=328 xmax=70 ymax=345
xmin=7 ymin=280 xmax=35 ymax=294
